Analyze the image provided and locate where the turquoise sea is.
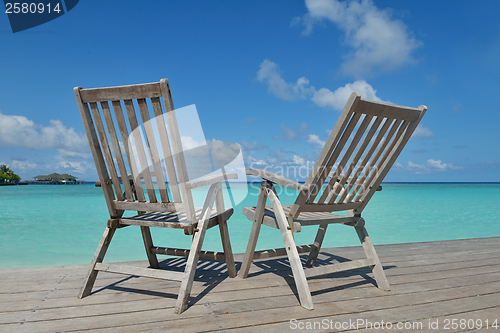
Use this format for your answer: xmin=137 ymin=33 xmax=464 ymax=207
xmin=1 ymin=182 xmax=499 ymax=269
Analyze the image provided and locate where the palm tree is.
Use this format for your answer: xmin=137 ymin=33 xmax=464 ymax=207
xmin=0 ymin=164 xmax=21 ymax=183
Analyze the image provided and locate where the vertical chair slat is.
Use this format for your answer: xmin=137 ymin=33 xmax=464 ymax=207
xmin=352 ymin=118 xmax=402 ymax=202
xmin=112 ymin=100 xmax=146 ymax=202
xmin=291 ymin=93 xmax=361 ymax=217
xmin=74 ymin=88 xmax=117 ymax=217
xmin=307 ymin=112 xmax=362 ymax=204
xmin=358 ymin=120 xmax=412 ymax=206
xmin=124 ymin=99 xmax=157 ymax=203
xmin=354 ymin=119 xmax=407 ymax=202
xmin=345 ymin=117 xmax=393 ymax=203
xmin=151 ymin=97 xmax=182 ymax=203
xmin=358 ymin=107 xmax=426 ymax=211
xmin=101 ymin=101 xmax=134 ymax=200
xmin=160 ymin=80 xmax=195 ymax=219
xmin=89 ymin=102 xmax=123 ymax=201
xmin=353 ymin=118 xmax=402 ymax=202
xmin=334 ymin=116 xmax=383 ymax=204
xmin=319 ymin=114 xmax=373 ymax=204
xmin=137 ymin=98 xmax=170 ymax=203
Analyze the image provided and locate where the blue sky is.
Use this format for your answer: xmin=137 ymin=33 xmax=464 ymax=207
xmin=1 ymin=0 xmax=499 ymax=182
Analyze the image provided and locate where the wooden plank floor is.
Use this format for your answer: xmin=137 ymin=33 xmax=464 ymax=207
xmin=1 ymin=237 xmax=499 ymax=332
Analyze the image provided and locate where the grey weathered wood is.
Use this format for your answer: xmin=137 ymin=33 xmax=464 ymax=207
xmin=175 ymin=183 xmax=218 ymax=313
xmin=150 ymin=96 xmax=182 ymax=202
xmin=140 ymin=226 xmax=159 ymax=269
xmin=74 ymin=88 xmax=118 ymax=218
xmin=251 ymin=244 xmax=316 ymax=259
xmin=123 ymin=99 xmax=157 ymax=203
xmin=2 ymin=239 xmax=499 ymax=333
xmin=74 ymin=79 xmax=238 ymax=314
xmin=100 ymin=101 xmax=134 ymax=200
xmin=246 ymin=169 xmax=306 ymax=191
xmin=239 ymin=92 xmax=427 ymax=311
xmin=268 ymin=189 xmax=314 ymax=310
xmin=305 ymin=223 xmax=328 ymax=267
xmin=160 ymin=79 xmax=196 ymax=224
xmin=89 ymin=102 xmax=123 ymax=201
xmin=112 ymin=200 xmax=185 ymax=213
xmin=77 ymin=226 xmax=116 ymax=298
xmin=111 ymin=99 xmax=146 ymax=203
xmin=344 ymin=117 xmax=393 ymax=202
xmin=304 ymin=258 xmax=374 ymax=278
xmin=356 ymin=98 xmax=422 ymax=121
xmin=356 ymin=225 xmax=390 ymax=290
xmin=186 ymin=173 xmax=238 ymax=189
xmin=318 ymin=114 xmax=373 ymax=204
xmin=94 ymin=263 xmax=184 ymax=281
xmin=151 ymin=247 xmax=228 ymax=261
xmin=79 ymin=82 xmax=162 ymax=103
xmin=137 ymin=98 xmax=169 ymax=203
xmin=332 ymin=115 xmax=382 ymax=204
xmin=238 ymin=182 xmax=269 ymax=278
xmin=216 ymin=182 xmax=237 ymax=278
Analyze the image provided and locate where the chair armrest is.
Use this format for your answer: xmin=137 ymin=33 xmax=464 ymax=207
xmin=95 ymin=174 xmax=134 ymax=188
xmin=186 ymin=173 xmax=238 ymax=189
xmin=246 ymin=169 xmax=307 ymax=191
xmin=328 ymin=173 xmax=382 ymax=191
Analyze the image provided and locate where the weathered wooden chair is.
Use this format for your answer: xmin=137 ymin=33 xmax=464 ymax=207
xmin=239 ymin=92 xmax=427 ymax=309
xmin=74 ymin=79 xmax=237 ymax=314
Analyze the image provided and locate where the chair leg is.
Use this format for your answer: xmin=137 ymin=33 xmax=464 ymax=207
xmin=215 ymin=183 xmax=236 ymax=278
xmin=355 ymin=225 xmax=390 ymax=291
xmin=175 ymin=183 xmax=218 ymax=314
xmin=306 ymin=223 xmax=328 ymax=268
xmin=140 ymin=226 xmax=159 ymax=269
xmin=218 ymin=218 xmax=236 ymax=278
xmin=269 ymin=190 xmax=314 ymax=310
xmin=78 ymin=225 xmax=116 ymax=298
xmin=238 ymin=182 xmax=269 ymax=278
xmin=175 ymin=215 xmax=210 ymax=314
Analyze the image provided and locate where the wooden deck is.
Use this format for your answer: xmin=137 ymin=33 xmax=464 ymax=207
xmin=1 ymin=237 xmax=499 ymax=332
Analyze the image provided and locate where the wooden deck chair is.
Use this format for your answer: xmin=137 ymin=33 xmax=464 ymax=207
xmin=239 ymin=92 xmax=427 ymax=310
xmin=74 ymin=79 xmax=237 ymax=314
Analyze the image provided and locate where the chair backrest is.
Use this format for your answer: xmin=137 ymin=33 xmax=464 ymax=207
xmin=74 ymin=79 xmax=196 ymax=220
xmin=292 ymin=92 xmax=427 ymax=217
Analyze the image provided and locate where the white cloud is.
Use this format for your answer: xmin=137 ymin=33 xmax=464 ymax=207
xmin=181 ymin=135 xmax=206 ymax=150
xmin=9 ymin=159 xmax=38 ymax=171
xmin=427 ymin=159 xmax=462 ymax=171
xmin=273 ymin=122 xmax=308 ymax=141
xmin=256 ymin=60 xmax=313 ymax=101
xmin=300 ymin=0 xmax=422 ymax=77
xmin=399 ymin=159 xmax=464 ymax=174
xmin=256 ymin=60 xmax=384 ymax=110
xmin=240 ymin=140 xmax=267 ymax=151
xmin=311 ymin=80 xmax=382 ymax=110
xmin=306 ymin=134 xmax=326 ymax=147
xmin=412 ymin=124 xmax=434 ymax=139
xmin=247 ymin=156 xmax=268 ymax=167
xmin=293 ymin=155 xmax=306 ymax=165
xmin=0 ymin=111 xmax=88 ymax=152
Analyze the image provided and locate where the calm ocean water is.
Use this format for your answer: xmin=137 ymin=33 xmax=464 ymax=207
xmin=1 ymin=182 xmax=499 ymax=269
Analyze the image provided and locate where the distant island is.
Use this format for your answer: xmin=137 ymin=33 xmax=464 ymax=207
xmin=31 ymin=173 xmax=84 ymax=185
xmin=0 ymin=164 xmax=22 ymax=185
